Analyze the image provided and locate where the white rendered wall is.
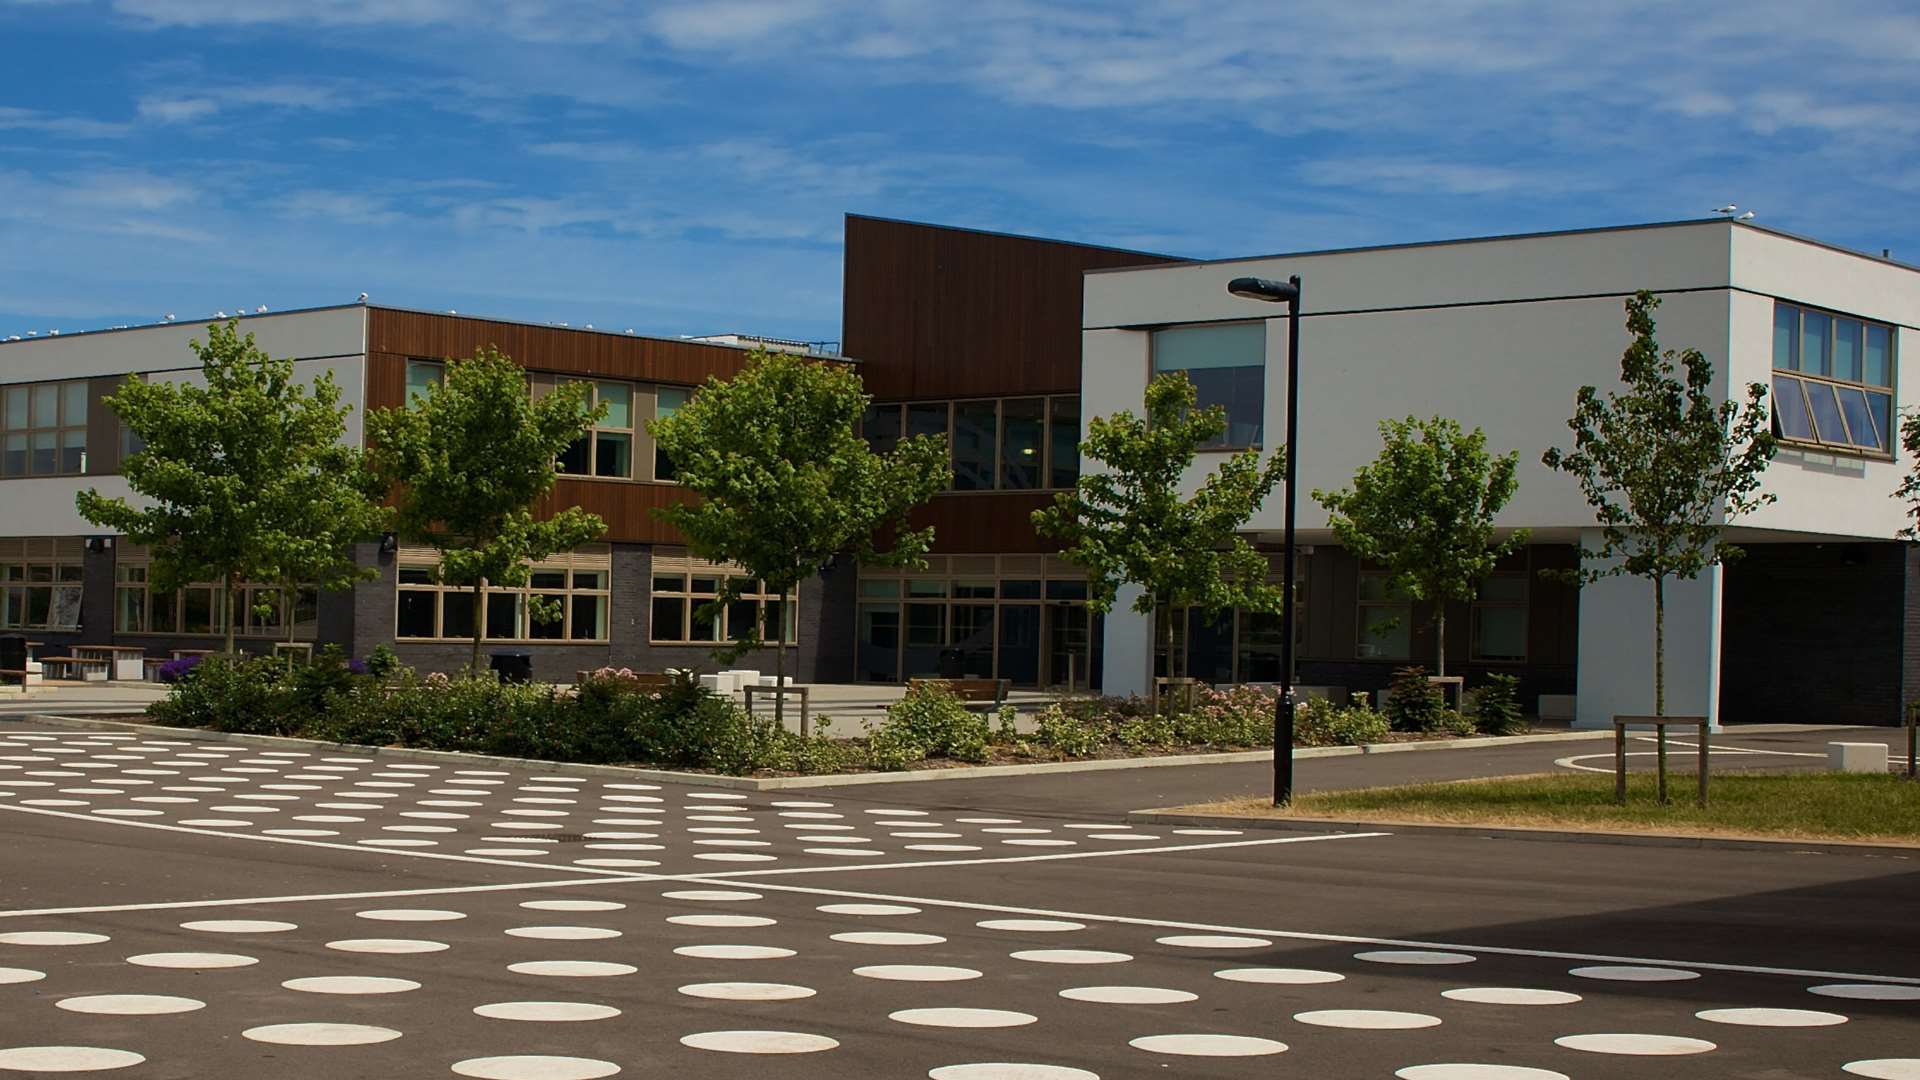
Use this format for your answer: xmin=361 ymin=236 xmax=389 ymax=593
xmin=1103 ymin=583 xmax=1154 ymax=698
xmin=1574 ymin=533 xmax=1723 ymax=729
xmin=0 ymin=309 xmax=369 ymax=539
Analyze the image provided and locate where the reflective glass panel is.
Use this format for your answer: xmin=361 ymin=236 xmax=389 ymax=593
xmin=952 ymin=400 xmax=997 ymax=491
xmin=1771 ymin=376 xmax=1813 ymax=441
xmin=1805 ymin=379 xmax=1847 ymax=443
xmin=1836 ymin=387 xmax=1882 ymax=449
xmin=1865 ymin=325 xmax=1891 ymax=387
xmin=1801 ymin=310 xmax=1831 ymax=377
xmin=1834 ymin=319 xmax=1863 ymax=382
xmin=1000 ymin=398 xmax=1043 ymax=489
xmin=1772 ymin=305 xmax=1798 ymax=371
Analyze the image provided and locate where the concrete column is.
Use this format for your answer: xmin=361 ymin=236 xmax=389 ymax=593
xmin=1101 ymin=584 xmax=1154 ymax=698
xmin=1573 ymin=529 xmax=1722 ymax=730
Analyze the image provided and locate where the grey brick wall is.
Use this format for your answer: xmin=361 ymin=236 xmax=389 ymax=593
xmin=1721 ymin=541 xmax=1906 ymax=726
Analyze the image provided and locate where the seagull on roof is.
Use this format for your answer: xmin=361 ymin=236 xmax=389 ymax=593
xmin=1713 ymin=204 xmax=1737 ymax=214
xmin=215 ymin=311 xmax=226 ymax=319
xmin=164 ymin=314 xmax=175 ymax=322
xmin=1737 ymin=210 xmax=1755 ymax=220
xmin=256 ymin=305 xmax=268 ymax=313
xmin=358 ymin=292 xmax=369 ymax=302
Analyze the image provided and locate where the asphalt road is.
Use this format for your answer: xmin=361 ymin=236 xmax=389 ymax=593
xmin=1 ymin=718 xmax=1914 ymax=1080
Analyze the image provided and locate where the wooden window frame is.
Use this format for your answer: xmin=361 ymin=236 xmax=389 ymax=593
xmin=1 ymin=378 xmax=89 ymax=478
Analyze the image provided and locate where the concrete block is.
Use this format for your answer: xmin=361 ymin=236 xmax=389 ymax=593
xmin=1828 ymin=741 xmax=1888 ymax=774
xmin=1538 ymin=694 xmax=1576 ymax=721
xmin=699 ymin=673 xmax=732 ymax=694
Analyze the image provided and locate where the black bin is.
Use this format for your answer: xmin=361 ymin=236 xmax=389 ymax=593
xmin=489 ymin=651 xmax=533 ymax=684
xmin=937 ymin=647 xmax=966 ymax=679
xmin=0 ymin=634 xmax=25 ymax=675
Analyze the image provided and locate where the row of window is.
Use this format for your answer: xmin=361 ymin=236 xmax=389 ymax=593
xmin=862 ymin=396 xmax=1081 ymax=491
xmin=0 ymin=561 xmax=85 ymax=630
xmin=649 ymin=572 xmax=797 ymax=646
xmin=1357 ymin=572 xmax=1527 ymax=663
xmin=114 ymin=565 xmax=320 ymax=638
xmin=1770 ymin=301 xmax=1897 ymax=455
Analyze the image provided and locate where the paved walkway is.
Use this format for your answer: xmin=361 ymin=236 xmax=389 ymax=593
xmin=0 ymin=716 xmax=1914 ymax=1079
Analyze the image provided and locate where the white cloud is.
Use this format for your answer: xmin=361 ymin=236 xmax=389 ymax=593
xmin=0 ymin=107 xmax=130 ymax=139
xmin=1299 ymin=158 xmax=1539 ymax=197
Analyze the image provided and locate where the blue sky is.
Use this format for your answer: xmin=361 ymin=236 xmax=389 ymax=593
xmin=3 ymin=1 xmax=1917 ymax=345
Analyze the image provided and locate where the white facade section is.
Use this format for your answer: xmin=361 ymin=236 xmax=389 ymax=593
xmin=0 ymin=307 xmax=369 ymax=540
xmin=1081 ymin=220 xmax=1920 ymax=712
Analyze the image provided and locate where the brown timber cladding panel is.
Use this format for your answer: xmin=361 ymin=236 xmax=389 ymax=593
xmin=366 ymin=309 xmax=752 ymax=395
xmin=842 ymin=215 xmax=1182 ymax=400
xmin=906 ymin=493 xmax=1058 ymax=554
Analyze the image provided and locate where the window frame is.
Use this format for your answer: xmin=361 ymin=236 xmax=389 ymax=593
xmin=555 ymin=378 xmax=638 ymax=481
xmin=1355 ymin=571 xmax=1412 ymax=661
xmin=859 ymin=394 xmax=1082 ymax=493
xmin=113 ymin=548 xmax=319 ymax=639
xmin=1148 ymin=320 xmax=1267 ymax=451
xmin=1769 ymin=300 xmax=1897 ymax=458
xmin=648 ymin=553 xmax=797 ymax=646
xmin=1469 ymin=572 xmax=1529 ymax=663
xmin=1 ymin=378 xmax=89 ymax=478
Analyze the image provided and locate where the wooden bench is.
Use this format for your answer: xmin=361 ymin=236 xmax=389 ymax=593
xmin=0 ymin=668 xmax=28 ymax=688
xmin=37 ymin=656 xmax=112 ymax=682
xmin=909 ymin=677 xmax=1010 ymax=709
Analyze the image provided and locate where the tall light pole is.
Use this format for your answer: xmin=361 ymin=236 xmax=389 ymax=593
xmin=1226 ymin=274 xmax=1301 ymax=806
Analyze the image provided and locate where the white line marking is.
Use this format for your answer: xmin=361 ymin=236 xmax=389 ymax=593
xmin=679 ymin=832 xmax=1389 ymax=879
xmin=1556 ymin=739 xmax=1828 ymax=773
xmin=645 ymin=873 xmax=1920 ymax=987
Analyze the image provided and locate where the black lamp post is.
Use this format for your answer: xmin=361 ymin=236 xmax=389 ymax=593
xmin=1226 ymin=274 xmax=1302 ymax=806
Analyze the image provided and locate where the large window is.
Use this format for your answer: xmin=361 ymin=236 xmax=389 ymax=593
xmin=1356 ymin=572 xmax=1412 ymax=660
xmin=0 ymin=538 xmax=84 ymax=630
xmin=649 ymin=550 xmax=796 ymax=645
xmin=1771 ymin=301 xmax=1895 ymax=454
xmin=654 ymin=386 xmax=690 ymax=482
xmin=2 ymin=380 xmax=88 ymax=477
xmin=862 ymin=395 xmax=1081 ymax=492
xmin=857 ymin=554 xmax=1100 ymax=687
xmin=1470 ymin=573 xmax=1527 ymax=662
xmin=404 ymin=360 xmax=442 ymax=408
xmin=395 ymin=545 xmax=611 ymax=642
xmin=557 ymin=380 xmax=635 ymax=479
xmin=1151 ymin=322 xmax=1265 ymax=448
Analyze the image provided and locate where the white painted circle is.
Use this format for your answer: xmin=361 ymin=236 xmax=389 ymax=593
xmin=832 ymin=932 xmax=944 ymax=946
xmin=927 ymin=1066 xmax=1099 ymax=1080
xmin=1812 ymin=984 xmax=1920 ymax=1001
xmin=1443 ymin=987 xmax=1581 ymax=1006
xmin=979 ymin=919 xmax=1084 ymax=933
xmin=1397 ymin=1060 xmax=1574 ymax=1068
xmin=1157 ymin=934 xmax=1270 ymax=949
xmin=1129 ymin=1034 xmax=1286 ymax=1057
xmin=663 ymin=890 xmax=761 ymax=902
xmin=892 ymin=1008 xmax=1037 ymax=1028
xmin=668 ymin=915 xmax=777 ymax=928
xmin=1012 ymin=949 xmax=1132 ymax=964
xmin=356 ymin=909 xmax=466 ymax=922
xmin=680 ymin=1031 xmax=838 ymax=1054
xmin=805 ymin=848 xmax=885 ymax=858
xmin=679 ymin=982 xmax=817 ymax=1001
xmin=570 ymin=858 xmax=658 ymax=868
xmin=1553 ymin=1033 xmax=1717 ymax=1055
xmin=505 ymin=926 xmax=621 ymax=941
xmin=1696 ymin=1007 xmax=1846 ymax=1027
xmin=1845 ymin=1061 xmax=1920 ymax=1079
xmin=1568 ymin=965 xmax=1698 ymax=982
xmin=282 ymin=976 xmax=419 ymax=994
xmin=907 ymin=844 xmax=982 ymax=852
xmin=474 ymin=1001 xmax=621 ymax=1022
xmin=523 ymin=900 xmax=626 ymax=912
xmin=125 ymin=952 xmax=256 ymax=969
xmin=180 ymin=919 xmax=297 ymax=934
xmin=0 ymin=932 xmax=107 ymax=946
xmin=819 ymin=903 xmax=920 ymax=916
xmin=1356 ymin=950 xmax=1475 ymax=966
xmin=451 ymin=1055 xmax=621 ymax=1079
xmin=508 ymin=960 xmax=637 ymax=977
xmin=1214 ymin=967 xmax=1344 ymax=985
xmin=1060 ymin=985 xmax=1197 ymax=1004
xmin=0 ymin=968 xmax=46 ymax=985
xmin=693 ymin=852 xmax=777 ymax=862
xmin=854 ymin=964 xmax=983 ymax=981
xmin=325 ymin=938 xmax=449 ymax=954
xmin=242 ymin=1023 xmax=402 ymax=1046
xmin=1295 ymin=1009 xmax=1442 ymax=1030
xmin=1005 ymin=840 xmax=1076 ymax=847
xmin=0 ymin=1047 xmax=145 ymax=1071
xmin=674 ymin=944 xmax=795 ymax=960
xmin=56 ymin=994 xmax=205 ymax=1015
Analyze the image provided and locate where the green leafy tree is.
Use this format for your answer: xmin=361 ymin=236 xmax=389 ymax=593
xmin=1314 ymin=416 xmax=1527 ymax=678
xmin=77 ymin=321 xmax=386 ymax=655
xmin=1893 ymin=411 xmax=1920 ymax=539
xmin=650 ymin=348 xmax=951 ymax=729
xmin=1034 ymin=371 xmax=1286 ymax=706
xmin=1542 ymin=291 xmax=1777 ymax=718
xmin=365 ymin=347 xmax=607 ymax=673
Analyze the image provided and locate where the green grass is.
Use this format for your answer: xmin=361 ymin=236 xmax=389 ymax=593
xmin=1182 ymin=771 xmax=1920 ymax=844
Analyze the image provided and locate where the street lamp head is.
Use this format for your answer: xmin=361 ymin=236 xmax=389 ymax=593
xmin=1227 ymin=275 xmax=1300 ymax=303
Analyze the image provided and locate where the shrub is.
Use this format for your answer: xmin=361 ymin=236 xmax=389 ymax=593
xmin=1325 ymin=703 xmax=1390 ymax=745
xmin=363 ymin=644 xmax=403 ymax=679
xmin=149 ymin=655 xmax=293 ymax=735
xmin=1429 ymin=708 xmax=1477 ymax=737
xmin=864 ymin=681 xmax=990 ymax=770
xmin=1384 ymin=666 xmax=1444 ymax=733
xmin=155 ymin=655 xmax=202 ymax=684
xmin=1176 ymin=686 xmax=1275 ymax=747
xmin=1033 ymin=703 xmax=1106 ymax=757
xmin=1470 ymin=673 xmax=1525 ymax=736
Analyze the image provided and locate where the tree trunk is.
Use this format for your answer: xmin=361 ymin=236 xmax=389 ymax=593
xmin=1653 ymin=575 xmax=1665 ymax=717
xmin=1435 ymin=609 xmax=1447 ymax=679
xmin=223 ymin=571 xmax=237 ymax=656
xmin=775 ymin=590 xmax=791 ymax=735
xmin=1153 ymin=601 xmax=1170 ymax=715
xmin=285 ymin=585 xmax=297 ymax=647
xmin=471 ymin=579 xmax=485 ymax=676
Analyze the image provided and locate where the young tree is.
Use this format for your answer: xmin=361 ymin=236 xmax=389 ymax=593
xmin=77 ymin=321 xmax=386 ymax=655
xmin=650 ymin=348 xmax=951 ymax=729
xmin=365 ymin=347 xmax=607 ymax=673
xmin=1894 ymin=412 xmax=1920 ymax=538
xmin=1542 ymin=291 xmax=1777 ymax=719
xmin=1314 ymin=416 xmax=1527 ymax=678
xmin=1034 ymin=371 xmax=1286 ymax=707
